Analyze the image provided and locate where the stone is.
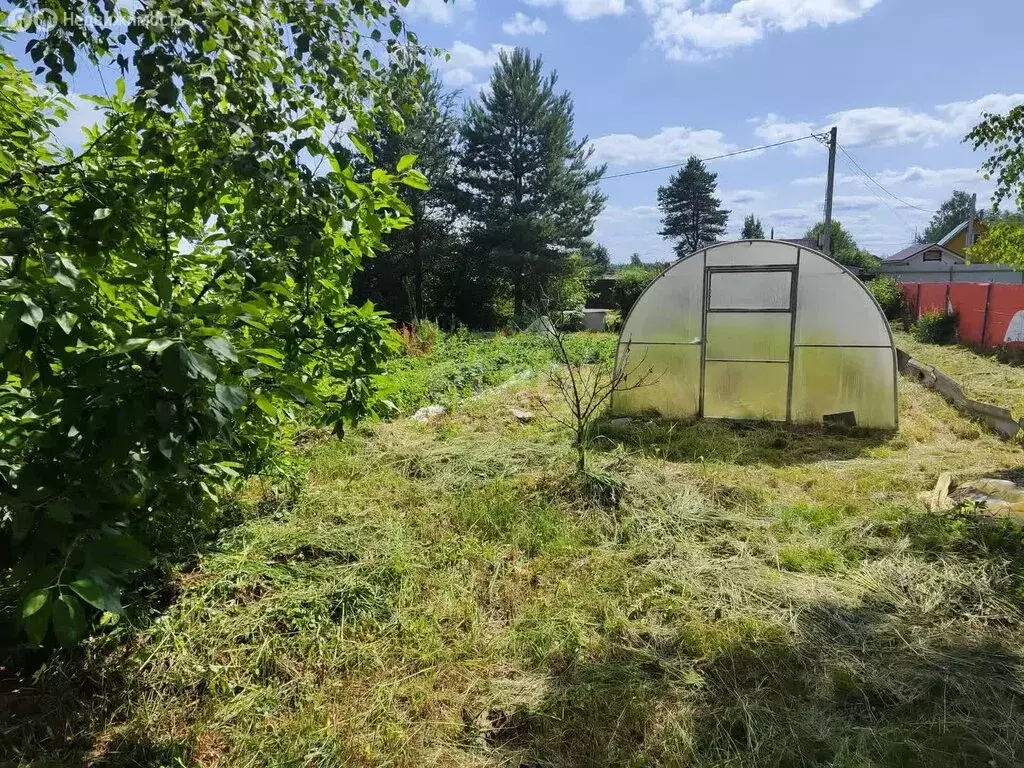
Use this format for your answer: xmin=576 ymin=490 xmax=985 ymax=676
xmin=411 ymin=404 xmax=446 ymax=422
xmin=509 ymin=407 xmax=534 ymax=423
xmin=608 ymin=417 xmax=633 ymax=428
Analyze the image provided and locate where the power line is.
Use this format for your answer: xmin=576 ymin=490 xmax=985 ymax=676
xmin=602 ymin=134 xmax=822 ymax=180
xmin=836 ymin=143 xmax=936 ymax=214
xmin=835 ymin=151 xmax=918 ymax=238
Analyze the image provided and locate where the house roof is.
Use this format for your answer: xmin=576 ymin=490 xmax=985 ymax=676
xmin=882 ymin=243 xmax=964 ymax=263
xmin=938 ymin=219 xmax=972 ymax=246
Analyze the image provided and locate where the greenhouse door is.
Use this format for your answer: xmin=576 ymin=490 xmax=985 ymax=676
xmin=701 ymin=266 xmax=796 ymax=421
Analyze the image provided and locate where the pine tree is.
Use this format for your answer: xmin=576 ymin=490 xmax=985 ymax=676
xmin=354 ymin=71 xmax=463 ymax=320
xmin=461 ymin=48 xmax=606 ymax=317
xmin=741 ymin=214 xmax=765 ymax=239
xmin=657 ymin=157 xmax=729 ymax=256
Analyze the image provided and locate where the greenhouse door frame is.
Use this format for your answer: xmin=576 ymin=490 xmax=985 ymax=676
xmin=699 ymin=263 xmax=799 ymax=422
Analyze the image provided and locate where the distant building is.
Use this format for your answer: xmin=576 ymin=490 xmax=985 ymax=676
xmin=939 ymin=217 xmax=989 ymax=256
xmin=882 ymin=242 xmax=964 ymax=266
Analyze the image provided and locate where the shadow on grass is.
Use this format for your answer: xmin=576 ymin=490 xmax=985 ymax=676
xmin=591 ymin=416 xmax=893 ymax=466
xmin=485 ymin=597 xmax=1024 ymax=767
xmin=0 ymin=641 xmax=196 ymax=768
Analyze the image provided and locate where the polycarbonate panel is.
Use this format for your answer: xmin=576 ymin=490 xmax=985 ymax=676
xmin=705 ymin=240 xmax=799 ymax=266
xmin=705 ymin=312 xmax=791 ymax=362
xmin=795 ymin=253 xmax=892 ymax=346
xmin=709 ymin=271 xmax=792 ymax=310
xmin=791 ymin=347 xmax=896 ymax=428
xmin=703 ymin=361 xmax=789 ymax=421
xmin=612 ymin=343 xmax=701 ymax=419
xmin=618 ymin=257 xmax=703 ymax=344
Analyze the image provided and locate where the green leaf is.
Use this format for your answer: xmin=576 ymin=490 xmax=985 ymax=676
xmin=45 ymin=500 xmax=74 ymax=523
xmin=390 ymin=17 xmax=402 ymax=35
xmin=56 ymin=311 xmax=78 ymax=334
xmin=397 ymin=153 xmax=418 ymax=172
xmin=400 ymin=170 xmax=430 ymax=191
xmin=204 ymin=336 xmax=238 ymax=363
xmin=214 ymin=383 xmax=247 ymax=413
xmin=154 ymin=273 xmax=173 ymax=303
xmin=22 ymin=589 xmax=50 ymax=618
xmin=52 ymin=593 xmax=87 ymax=646
xmin=349 ymin=134 xmax=374 ymax=162
xmin=23 ymin=600 xmax=51 ymax=645
xmin=69 ymin=579 xmax=106 ymax=611
xmin=93 ymin=207 xmax=112 ymax=220
xmin=254 ymin=393 xmax=277 ymax=417
xmin=19 ymin=298 xmax=43 ymax=327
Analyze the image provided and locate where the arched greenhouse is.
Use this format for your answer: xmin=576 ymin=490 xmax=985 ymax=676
xmin=611 ymin=240 xmax=898 ymax=429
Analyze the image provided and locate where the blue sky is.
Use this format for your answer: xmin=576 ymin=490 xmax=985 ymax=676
xmin=404 ymin=0 xmax=1024 ymax=261
xmin=15 ymin=0 xmax=1024 ymax=263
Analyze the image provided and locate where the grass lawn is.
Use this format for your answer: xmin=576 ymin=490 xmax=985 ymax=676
xmin=6 ymin=333 xmax=1024 ymax=767
xmin=894 ymin=329 xmax=1024 ymax=419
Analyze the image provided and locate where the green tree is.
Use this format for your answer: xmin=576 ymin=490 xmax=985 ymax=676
xmin=657 ymin=157 xmax=729 ymax=256
xmin=354 ymin=71 xmax=463 ymax=321
xmin=0 ymin=0 xmax=431 ymax=644
xmin=461 ymin=48 xmax=606 ymax=318
xmin=918 ymin=190 xmax=978 ymax=243
xmin=578 ymin=241 xmax=611 ymax=275
xmin=614 ymin=266 xmax=655 ymax=314
xmin=967 ymin=105 xmax=1024 ymax=267
xmin=805 ymin=221 xmax=878 ymax=269
xmin=741 ymin=214 xmax=765 ymax=239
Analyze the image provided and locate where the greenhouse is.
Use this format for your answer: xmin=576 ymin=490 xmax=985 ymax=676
xmin=611 ymin=240 xmax=898 ymax=429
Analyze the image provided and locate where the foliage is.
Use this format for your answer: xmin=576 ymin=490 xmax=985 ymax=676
xmin=914 ymin=310 xmax=959 ymax=345
xmin=577 ymin=240 xmax=611 ymax=275
xmin=374 ymin=330 xmax=555 ymax=415
xmin=805 ymin=220 xmax=878 ymax=269
xmin=968 ymin=104 xmax=1024 ymax=212
xmin=605 ymin=309 xmax=623 ymax=333
xmin=657 ymin=156 xmax=729 ymax=256
xmin=741 ymin=214 xmax=765 ymax=239
xmin=461 ymin=47 xmax=606 ymax=317
xmin=353 ymin=71 xmax=464 ymax=322
xmin=867 ymin=277 xmax=906 ymax=321
xmin=613 ymin=266 xmax=655 ymax=315
xmin=968 ymin=220 xmax=1024 ymax=268
xmin=965 ymin=105 xmax=1024 ymax=269
xmin=918 ymin=190 xmax=979 ymax=244
xmin=0 ymin=1 xmax=433 ymax=644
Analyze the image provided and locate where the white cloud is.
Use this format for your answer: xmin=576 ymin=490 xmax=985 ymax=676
xmin=523 ymin=0 xmax=626 ymax=22
xmin=503 ymin=11 xmax=548 ymax=35
xmin=438 ymin=41 xmax=511 ymax=88
xmin=403 ymin=0 xmax=475 ymax=25
xmin=793 ymin=167 xmax=985 ymax=188
xmin=753 ymin=93 xmax=1024 ymax=149
xmin=590 ymin=126 xmax=736 ymax=166
xmin=639 ymin=0 xmax=881 ymax=61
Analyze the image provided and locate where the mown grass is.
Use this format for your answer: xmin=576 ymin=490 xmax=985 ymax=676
xmin=5 ymin=333 xmax=1024 ymax=767
xmin=894 ymin=328 xmax=1024 ymax=418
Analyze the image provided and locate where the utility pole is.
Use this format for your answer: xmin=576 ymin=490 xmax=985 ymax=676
xmin=822 ymin=126 xmax=837 ymax=256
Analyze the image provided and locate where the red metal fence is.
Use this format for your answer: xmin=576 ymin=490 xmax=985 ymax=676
xmin=900 ymin=282 xmax=1024 ymax=349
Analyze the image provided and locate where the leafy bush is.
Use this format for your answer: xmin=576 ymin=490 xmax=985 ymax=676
xmin=613 ymin=267 xmax=655 ymax=315
xmin=914 ymin=310 xmax=959 ymax=344
xmin=867 ymin=277 xmax=906 ymax=321
xmin=555 ymin=310 xmax=585 ymax=332
xmin=0 ymin=1 xmax=431 ymax=645
xmin=605 ymin=310 xmax=623 ymax=333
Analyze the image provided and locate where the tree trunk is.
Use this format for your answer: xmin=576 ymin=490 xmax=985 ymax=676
xmin=411 ymin=204 xmax=424 ymax=321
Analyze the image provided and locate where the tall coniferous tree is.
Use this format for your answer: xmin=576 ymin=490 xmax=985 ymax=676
xmin=657 ymin=156 xmax=729 ymax=256
xmin=355 ymin=71 xmax=463 ymax=320
xmin=741 ymin=214 xmax=765 ymax=239
xmin=461 ymin=48 xmax=606 ymax=317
